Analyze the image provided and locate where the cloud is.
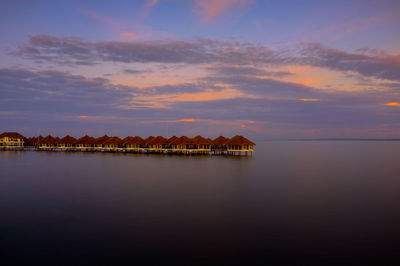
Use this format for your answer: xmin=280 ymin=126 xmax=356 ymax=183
xmin=2 ymin=66 xmax=400 ymax=138
xmin=298 ymin=43 xmax=400 ymax=81
xmin=0 ymin=68 xmax=135 ymax=115
xmin=123 ymin=69 xmax=151 ymax=74
xmin=155 ymin=118 xmax=196 ymax=123
xmin=11 ymin=35 xmax=400 ymax=81
xmin=299 ymin=98 xmax=319 ymax=102
xmin=194 ymin=0 xmax=254 ymax=21
xmin=206 ymin=65 xmax=293 ymax=77
xmin=385 ymin=102 xmax=400 ymax=106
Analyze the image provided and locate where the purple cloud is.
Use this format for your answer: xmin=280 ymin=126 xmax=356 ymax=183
xmin=11 ymin=35 xmax=400 ymax=81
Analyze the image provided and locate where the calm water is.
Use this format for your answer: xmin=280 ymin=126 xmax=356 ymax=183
xmin=1 ymin=141 xmax=400 ymax=265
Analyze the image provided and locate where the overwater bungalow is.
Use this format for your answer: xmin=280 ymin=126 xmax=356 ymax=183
xmin=148 ymin=136 xmax=168 ymax=151
xmin=93 ymin=135 xmax=110 ymax=150
xmin=38 ymin=135 xmax=58 ymax=149
xmin=122 ymin=136 xmax=144 ymax=151
xmin=102 ymin=136 xmax=122 ymax=150
xmin=1 ymin=131 xmax=256 ymax=156
xmin=168 ymin=136 xmax=182 ymax=151
xmin=225 ymin=135 xmax=256 ymax=155
xmin=25 ymin=136 xmax=43 ymax=147
xmin=192 ymin=135 xmax=213 ymax=151
xmin=0 ymin=132 xmax=25 ymax=148
xmin=74 ymin=135 xmax=96 ymax=150
xmin=142 ymin=136 xmax=155 ymax=149
xmin=180 ymin=136 xmax=195 ymax=150
xmin=58 ymin=135 xmax=77 ymax=149
xmin=212 ymin=136 xmax=229 ymax=154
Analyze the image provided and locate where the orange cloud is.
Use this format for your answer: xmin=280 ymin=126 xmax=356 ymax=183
xmin=384 ymin=102 xmax=400 ymax=106
xmin=195 ymin=0 xmax=253 ymax=21
xmin=155 ymin=118 xmax=196 ymax=123
xmin=178 ymin=118 xmax=196 ymax=122
xmin=78 ymin=115 xmax=89 ymax=118
xmin=119 ymin=31 xmax=140 ymax=40
xmin=299 ymin=98 xmax=319 ymax=102
xmin=126 ymin=88 xmax=256 ymax=109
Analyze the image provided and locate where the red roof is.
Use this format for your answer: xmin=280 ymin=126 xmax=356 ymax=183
xmin=121 ymin=136 xmax=132 ymax=145
xmin=102 ymin=136 xmax=122 ymax=145
xmin=169 ymin=136 xmax=182 ymax=145
xmin=225 ymin=135 xmax=255 ymax=146
xmin=74 ymin=135 xmax=96 ymax=145
xmin=39 ymin=135 xmax=58 ymax=144
xmin=167 ymin=136 xmax=178 ymax=145
xmin=0 ymin=132 xmax=26 ymax=139
xmin=59 ymin=135 xmax=77 ymax=144
xmin=179 ymin=136 xmax=195 ymax=145
xmin=149 ymin=136 xmax=168 ymax=145
xmin=143 ymin=136 xmax=155 ymax=145
xmin=213 ymin=136 xmax=229 ymax=145
xmin=94 ymin=135 xmax=110 ymax=145
xmin=192 ymin=135 xmax=213 ymax=145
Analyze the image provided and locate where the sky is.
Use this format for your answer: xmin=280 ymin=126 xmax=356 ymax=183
xmin=1 ymin=0 xmax=400 ymax=139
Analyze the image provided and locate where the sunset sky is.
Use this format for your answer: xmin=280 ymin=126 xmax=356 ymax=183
xmin=1 ymin=0 xmax=400 ymax=139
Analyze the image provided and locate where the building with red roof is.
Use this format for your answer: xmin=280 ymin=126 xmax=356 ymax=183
xmin=0 ymin=132 xmax=26 ymax=147
xmin=74 ymin=135 xmax=96 ymax=149
xmin=58 ymin=135 xmax=77 ymax=148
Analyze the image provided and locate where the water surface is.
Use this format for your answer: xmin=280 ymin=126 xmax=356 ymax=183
xmin=1 ymin=141 xmax=400 ymax=264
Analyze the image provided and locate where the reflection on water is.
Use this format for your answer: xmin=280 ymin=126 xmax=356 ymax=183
xmin=1 ymin=141 xmax=400 ymax=264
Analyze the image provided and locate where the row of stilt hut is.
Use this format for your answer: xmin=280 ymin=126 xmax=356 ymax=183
xmin=24 ymin=135 xmax=255 ymax=156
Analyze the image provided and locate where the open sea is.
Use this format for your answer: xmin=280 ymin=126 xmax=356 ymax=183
xmin=1 ymin=141 xmax=400 ymax=265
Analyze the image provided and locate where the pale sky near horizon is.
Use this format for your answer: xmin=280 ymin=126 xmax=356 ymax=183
xmin=1 ymin=0 xmax=400 ymax=139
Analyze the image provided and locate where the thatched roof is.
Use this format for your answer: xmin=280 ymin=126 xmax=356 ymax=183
xmin=121 ymin=136 xmax=144 ymax=145
xmin=59 ymin=135 xmax=77 ymax=144
xmin=103 ymin=136 xmax=122 ymax=145
xmin=25 ymin=136 xmax=39 ymax=145
xmin=167 ymin=136 xmax=178 ymax=145
xmin=192 ymin=135 xmax=213 ymax=145
xmin=74 ymin=135 xmax=96 ymax=145
xmin=39 ymin=135 xmax=58 ymax=144
xmin=121 ymin=136 xmax=133 ymax=145
xmin=94 ymin=135 xmax=110 ymax=145
xmin=143 ymin=136 xmax=155 ymax=145
xmin=225 ymin=135 xmax=255 ymax=146
xmin=213 ymin=136 xmax=229 ymax=145
xmin=179 ymin=136 xmax=195 ymax=145
xmin=0 ymin=132 xmax=26 ymax=139
xmin=149 ymin=136 xmax=168 ymax=145
xmin=133 ymin=136 xmax=144 ymax=145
